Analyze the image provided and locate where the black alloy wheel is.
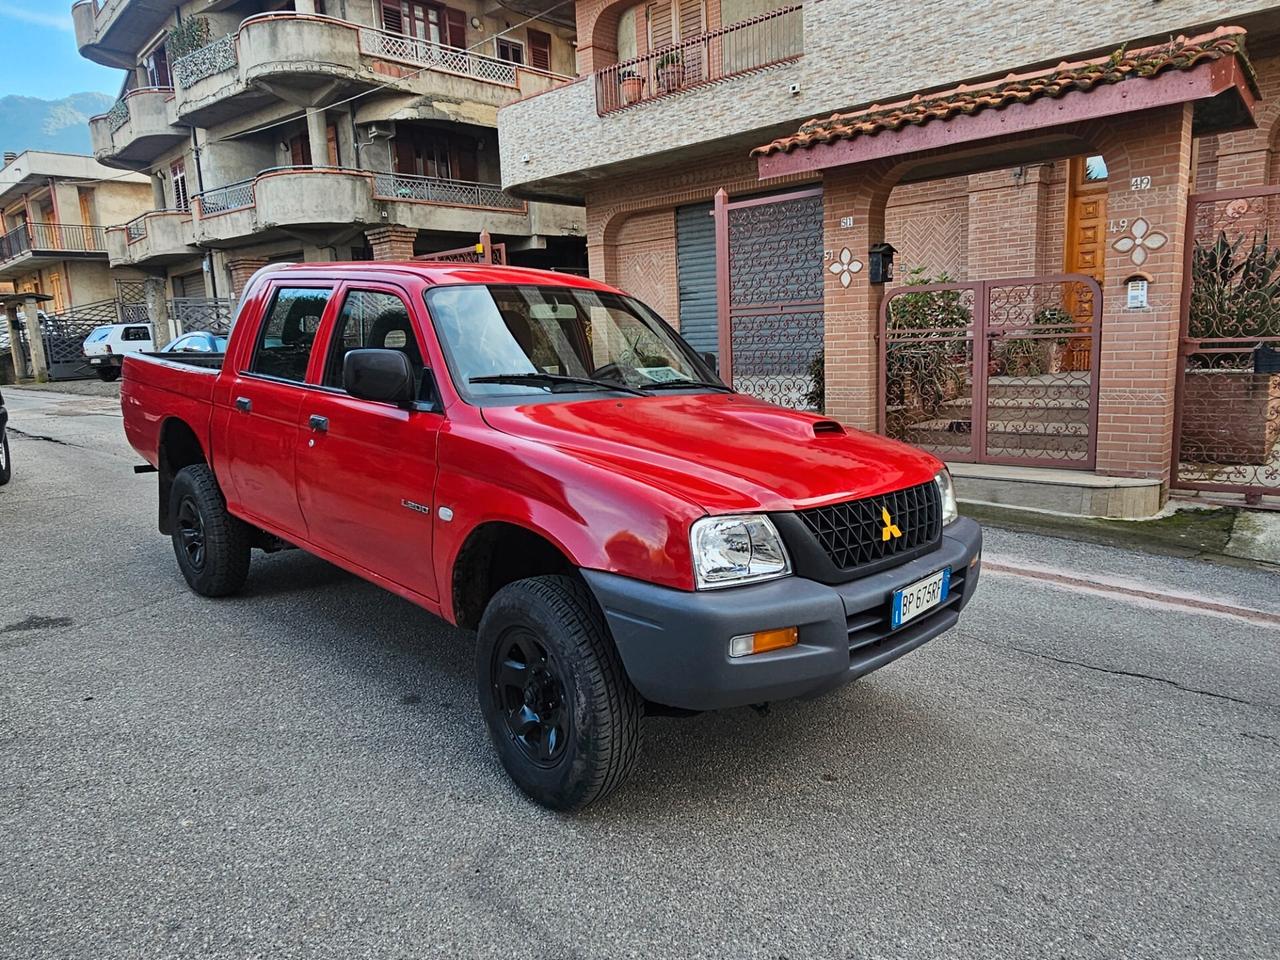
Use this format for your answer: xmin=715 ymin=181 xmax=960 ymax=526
xmin=175 ymin=496 xmax=206 ymax=572
xmin=491 ymin=629 xmax=571 ymax=766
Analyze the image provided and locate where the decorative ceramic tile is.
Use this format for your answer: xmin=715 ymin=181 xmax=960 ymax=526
xmin=1112 ymin=217 xmax=1168 ymax=266
xmin=829 ymin=247 xmax=864 ymax=287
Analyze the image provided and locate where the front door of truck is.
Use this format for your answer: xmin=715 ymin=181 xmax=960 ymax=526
xmin=295 ymin=285 xmax=442 ymax=600
xmin=218 ymin=283 xmax=333 ymax=543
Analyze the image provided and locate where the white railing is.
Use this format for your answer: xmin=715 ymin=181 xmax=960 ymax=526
xmin=197 ymin=179 xmax=255 ymax=215
xmin=173 ymin=33 xmax=239 ymax=88
xmin=372 ymin=172 xmax=524 ymax=210
xmin=359 ymin=27 xmax=518 ymax=86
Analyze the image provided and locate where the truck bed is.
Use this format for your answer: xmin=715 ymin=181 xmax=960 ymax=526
xmin=121 ymin=351 xmax=223 ymax=471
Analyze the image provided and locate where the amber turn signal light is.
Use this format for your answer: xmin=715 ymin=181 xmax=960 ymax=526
xmin=728 ymin=626 xmax=799 ymax=658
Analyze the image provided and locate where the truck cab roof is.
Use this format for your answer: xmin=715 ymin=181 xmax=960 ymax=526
xmin=254 ymin=262 xmax=613 ymax=294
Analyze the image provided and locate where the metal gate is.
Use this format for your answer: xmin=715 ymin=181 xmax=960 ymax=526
xmin=714 ymin=186 xmax=824 ymax=410
xmin=1172 ymin=185 xmax=1280 ymax=504
xmin=21 ymin=298 xmax=139 ymax=381
xmin=879 ymin=274 xmax=1102 ymax=469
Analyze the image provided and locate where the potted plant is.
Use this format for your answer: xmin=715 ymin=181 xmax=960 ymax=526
xmin=619 ymin=70 xmax=644 ymax=105
xmin=656 ymin=52 xmax=682 ymax=93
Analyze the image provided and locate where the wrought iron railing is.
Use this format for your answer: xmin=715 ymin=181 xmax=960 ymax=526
xmin=372 ymin=172 xmax=524 ymax=210
xmin=173 ymin=297 xmax=237 ymax=336
xmin=173 ymin=33 xmax=239 ymax=88
xmin=197 ymin=179 xmax=256 ymax=215
xmin=596 ymin=5 xmax=802 ymax=114
xmin=126 ymin=216 xmax=148 ymax=242
xmin=0 ymin=222 xmax=107 ymax=261
xmin=359 ymin=26 xmax=519 ymax=85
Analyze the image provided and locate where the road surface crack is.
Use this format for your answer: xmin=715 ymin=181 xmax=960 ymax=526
xmin=1009 ymin=645 xmax=1271 ymax=710
xmin=8 ymin=427 xmax=77 ymax=447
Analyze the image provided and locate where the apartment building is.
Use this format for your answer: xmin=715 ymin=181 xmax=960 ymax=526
xmin=497 ymin=0 xmax=1280 ymax=514
xmin=76 ymin=0 xmax=587 ymax=309
xmin=0 ymin=151 xmax=151 ymax=311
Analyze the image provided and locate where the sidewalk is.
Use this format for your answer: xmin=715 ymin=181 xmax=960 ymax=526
xmin=961 ymin=499 xmax=1280 ymax=570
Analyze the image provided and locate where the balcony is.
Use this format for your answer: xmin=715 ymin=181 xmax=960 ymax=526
xmin=89 ymin=87 xmax=186 ymax=170
xmin=0 ymin=222 xmax=108 ymax=277
xmin=172 ymin=13 xmax=572 ymax=127
xmin=106 ymin=210 xmax=197 ymax=267
xmin=73 ymin=0 xmax=181 ymax=69
xmin=595 ymin=6 xmax=802 ymax=114
xmin=192 ymin=166 xmax=541 ymax=246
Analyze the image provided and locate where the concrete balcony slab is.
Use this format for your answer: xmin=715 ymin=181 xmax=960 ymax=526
xmin=107 ymin=211 xmax=197 ymax=267
xmin=74 ymin=0 xmax=180 ymax=69
xmin=90 ymin=88 xmax=186 ymax=171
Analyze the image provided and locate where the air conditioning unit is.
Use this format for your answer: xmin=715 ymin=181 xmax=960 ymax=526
xmin=365 ymin=122 xmax=394 ymax=140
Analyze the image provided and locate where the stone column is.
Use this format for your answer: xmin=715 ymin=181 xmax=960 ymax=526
xmin=294 ymin=0 xmax=317 ymax=12
xmin=366 ymin=226 xmax=417 ymax=261
xmin=21 ymin=296 xmax=49 ymax=382
xmin=306 ymin=108 xmax=329 ymax=168
xmin=226 ymin=257 xmax=269 ymax=300
xmin=5 ymin=304 xmax=26 ymax=381
xmin=821 ymin=163 xmax=894 ymax=430
xmin=1093 ymin=104 xmax=1195 ymax=482
xmin=144 ymin=276 xmax=173 ymax=345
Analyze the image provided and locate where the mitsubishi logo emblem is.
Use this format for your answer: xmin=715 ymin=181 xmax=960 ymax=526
xmin=881 ymin=507 xmax=902 ymax=542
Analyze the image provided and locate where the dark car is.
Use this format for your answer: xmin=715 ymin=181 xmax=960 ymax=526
xmin=0 ymin=386 xmax=10 ymax=486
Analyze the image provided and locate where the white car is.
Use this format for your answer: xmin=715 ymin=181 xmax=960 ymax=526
xmin=82 ymin=323 xmax=154 ymax=382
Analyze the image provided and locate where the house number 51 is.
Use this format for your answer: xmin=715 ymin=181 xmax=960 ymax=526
xmin=1131 ymin=176 xmax=1152 ymax=190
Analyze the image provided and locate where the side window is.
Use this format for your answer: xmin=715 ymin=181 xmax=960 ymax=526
xmin=122 ymin=326 xmax=151 ymax=342
xmin=323 ymin=289 xmax=423 ymax=389
xmin=249 ymin=287 xmax=332 ymax=383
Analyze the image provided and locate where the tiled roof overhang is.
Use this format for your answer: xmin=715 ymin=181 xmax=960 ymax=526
xmin=755 ymin=27 xmax=1259 ymax=180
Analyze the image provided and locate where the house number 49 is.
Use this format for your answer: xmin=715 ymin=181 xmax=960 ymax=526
xmin=1130 ymin=176 xmax=1152 ymax=191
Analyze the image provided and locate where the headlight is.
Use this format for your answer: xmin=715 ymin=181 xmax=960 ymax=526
xmin=935 ymin=469 xmax=959 ymax=525
xmin=690 ymin=514 xmax=791 ymax=590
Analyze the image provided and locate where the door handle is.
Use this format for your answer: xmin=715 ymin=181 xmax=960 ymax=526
xmin=235 ymin=396 xmax=252 ymax=413
xmin=308 ymin=414 xmax=329 ymax=433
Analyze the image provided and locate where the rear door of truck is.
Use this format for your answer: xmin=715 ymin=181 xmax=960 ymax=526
xmin=215 ymin=282 xmax=336 ymax=543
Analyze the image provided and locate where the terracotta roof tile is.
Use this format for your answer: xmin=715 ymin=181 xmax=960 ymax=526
xmin=752 ymin=26 xmax=1253 ymax=158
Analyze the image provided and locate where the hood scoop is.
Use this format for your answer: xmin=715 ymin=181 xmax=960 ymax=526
xmin=812 ymin=420 xmax=846 ymax=436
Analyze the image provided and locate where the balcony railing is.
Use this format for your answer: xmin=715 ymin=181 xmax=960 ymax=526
xmin=595 ymin=5 xmax=802 ymax=115
xmin=173 ymin=33 xmax=239 ymax=88
xmin=197 ymin=178 xmax=256 ymax=215
xmin=0 ymin=222 xmax=107 ymax=262
xmin=359 ymin=26 xmax=522 ymax=86
xmin=372 ymin=172 xmax=524 ymax=210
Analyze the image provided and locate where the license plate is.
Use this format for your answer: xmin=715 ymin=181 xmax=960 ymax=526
xmin=89 ymin=357 xmax=103 ymax=365
xmin=891 ymin=568 xmax=951 ymax=629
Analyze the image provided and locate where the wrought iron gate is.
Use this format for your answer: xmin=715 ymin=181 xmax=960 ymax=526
xmin=879 ymin=274 xmax=1102 ymax=469
xmin=714 ymin=186 xmax=824 ymax=410
xmin=1172 ymin=185 xmax=1280 ymax=504
xmin=20 ymin=298 xmax=142 ymax=381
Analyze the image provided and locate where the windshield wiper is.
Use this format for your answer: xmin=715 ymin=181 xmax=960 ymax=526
xmin=639 ymin=379 xmax=734 ymax=393
xmin=470 ymin=373 xmax=646 ymax=396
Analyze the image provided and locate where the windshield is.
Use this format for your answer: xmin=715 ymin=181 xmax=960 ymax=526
xmin=425 ymin=284 xmax=718 ymax=401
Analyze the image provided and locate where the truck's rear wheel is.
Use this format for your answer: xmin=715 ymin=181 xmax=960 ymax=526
xmin=477 ymin=575 xmax=643 ymax=811
xmin=169 ymin=464 xmax=251 ymax=597
xmin=96 ymin=367 xmax=121 ymax=382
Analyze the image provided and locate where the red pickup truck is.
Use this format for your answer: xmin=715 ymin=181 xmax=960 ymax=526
xmin=123 ymin=262 xmax=982 ymax=810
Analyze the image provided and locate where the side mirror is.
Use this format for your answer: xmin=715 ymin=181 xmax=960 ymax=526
xmin=343 ymin=348 xmax=415 ymax=405
xmin=701 ymin=351 xmax=718 ymax=374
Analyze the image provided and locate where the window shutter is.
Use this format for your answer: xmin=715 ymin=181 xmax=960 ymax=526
xmin=381 ymin=0 xmax=404 ymax=33
xmin=646 ymin=1 xmax=673 ymax=50
xmin=326 ymin=124 xmax=340 ymax=166
xmin=444 ymin=7 xmax=467 ymax=49
xmin=677 ymin=0 xmax=704 ymax=39
xmin=527 ymin=28 xmax=551 ymax=71
xmin=394 ymin=139 xmax=417 ymax=176
xmin=289 ymin=134 xmax=311 ymax=167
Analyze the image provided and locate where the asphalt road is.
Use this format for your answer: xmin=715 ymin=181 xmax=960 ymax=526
xmin=2 ymin=386 xmax=1277 ymax=960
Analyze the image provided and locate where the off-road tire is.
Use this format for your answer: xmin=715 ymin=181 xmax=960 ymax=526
xmin=477 ymin=575 xmax=643 ymax=811
xmin=96 ymin=367 xmax=121 ymax=382
xmin=0 ymin=428 xmax=10 ymax=486
xmin=169 ymin=464 xmax=251 ymax=597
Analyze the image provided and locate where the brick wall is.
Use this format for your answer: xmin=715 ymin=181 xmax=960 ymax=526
xmin=612 ymin=209 xmax=679 ymax=324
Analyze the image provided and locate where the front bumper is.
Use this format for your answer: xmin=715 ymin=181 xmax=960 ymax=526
xmin=583 ymin=517 xmax=982 ymax=711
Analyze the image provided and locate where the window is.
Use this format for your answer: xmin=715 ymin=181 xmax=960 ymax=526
xmin=122 ymin=326 xmax=151 ymax=342
xmin=527 ymin=29 xmax=551 ymax=72
xmin=287 ymin=124 xmax=340 ymax=167
xmin=323 ymin=290 xmax=423 ymax=389
xmin=248 ymin=287 xmax=332 ymax=383
xmin=143 ymin=44 xmax=171 ymax=88
xmin=170 ymin=158 xmax=189 ymax=212
xmin=496 ymin=38 xmax=524 ymax=65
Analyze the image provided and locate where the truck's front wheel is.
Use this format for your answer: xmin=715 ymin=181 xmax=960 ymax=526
xmin=169 ymin=464 xmax=251 ymax=597
xmin=477 ymin=575 xmax=643 ymax=811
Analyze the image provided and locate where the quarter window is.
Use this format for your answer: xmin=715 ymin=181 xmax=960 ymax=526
xmin=323 ymin=289 xmax=423 ymax=389
xmin=122 ymin=326 xmax=151 ymax=342
xmin=249 ymin=287 xmax=332 ymax=383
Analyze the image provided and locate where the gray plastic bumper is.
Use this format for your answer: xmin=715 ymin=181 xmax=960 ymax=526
xmin=582 ymin=517 xmax=982 ymax=711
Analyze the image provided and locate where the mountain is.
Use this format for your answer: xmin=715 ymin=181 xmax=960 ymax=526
xmin=0 ymin=93 xmax=115 ymax=156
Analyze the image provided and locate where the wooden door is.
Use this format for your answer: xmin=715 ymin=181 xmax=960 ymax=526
xmin=1063 ymin=156 xmax=1107 ymax=371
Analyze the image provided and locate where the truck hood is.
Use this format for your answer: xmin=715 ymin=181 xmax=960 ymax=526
xmin=479 ymin=392 xmax=943 ymax=514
